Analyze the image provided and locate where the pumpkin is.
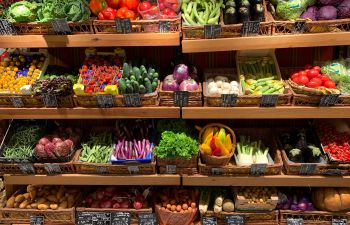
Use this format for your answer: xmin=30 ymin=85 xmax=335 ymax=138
xmin=312 ymin=188 xmax=350 ymax=212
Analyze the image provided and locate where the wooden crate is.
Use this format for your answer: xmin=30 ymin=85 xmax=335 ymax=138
xmin=279 ymin=210 xmax=350 ymax=225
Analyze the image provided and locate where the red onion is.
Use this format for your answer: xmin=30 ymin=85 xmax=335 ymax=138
xmin=173 ymin=64 xmax=189 ymax=83
xmin=179 ymin=78 xmax=199 ymax=92
xmin=162 ymin=78 xmax=179 ymax=91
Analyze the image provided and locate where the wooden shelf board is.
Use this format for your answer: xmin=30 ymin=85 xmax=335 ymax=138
xmin=0 ymin=107 xmax=180 ymax=119
xmin=4 ymin=174 xmax=181 ymax=185
xmin=182 ymin=174 xmax=350 ymax=187
xmin=0 ymin=33 xmax=180 ymax=48
xmin=182 ymin=32 xmax=350 ymax=53
xmin=182 ymin=107 xmax=350 ymax=119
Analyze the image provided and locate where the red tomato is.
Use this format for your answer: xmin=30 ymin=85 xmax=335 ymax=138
xmin=125 ymin=10 xmax=135 ymax=19
xmin=163 ymin=7 xmax=172 ymax=15
xmin=324 ymin=80 xmax=336 ymax=89
xmin=320 ymin=74 xmax=330 ymax=83
xmin=116 ymin=6 xmax=128 ymax=18
xmin=304 ymin=64 xmax=312 ymax=69
xmin=139 ymin=1 xmax=151 ymax=11
xmin=299 ymin=71 xmax=307 ymax=77
xmin=310 ymin=77 xmax=322 ymax=86
xmin=306 ymin=81 xmax=320 ymax=88
xmin=313 ymin=66 xmax=321 ymax=72
xmin=171 ymin=3 xmax=179 ymax=11
xmin=149 ymin=5 xmax=159 ymax=14
xmin=126 ymin=0 xmax=139 ymax=10
xmin=168 ymin=11 xmax=177 ymax=16
xmin=297 ymin=75 xmax=309 ymax=85
xmin=159 ymin=2 xmax=165 ymax=10
xmin=106 ymin=0 xmax=120 ymax=9
xmin=291 ymin=72 xmax=299 ymax=80
xmin=307 ymin=69 xmax=319 ymax=79
xmin=292 ymin=76 xmax=300 ymax=84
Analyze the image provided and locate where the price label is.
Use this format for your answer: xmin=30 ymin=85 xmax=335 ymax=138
xmin=319 ymin=94 xmax=339 ymax=107
xmin=174 ymin=91 xmax=189 ymax=107
xmin=123 ymin=93 xmax=141 ymax=107
xmin=111 ymin=212 xmax=131 ymax=225
xmin=204 ymin=24 xmax=221 ymax=39
xmin=138 ymin=213 xmax=157 ymax=225
xmin=9 ymin=97 xmax=24 ymax=108
xmin=44 ymin=164 xmax=62 ymax=175
xmin=166 ymin=165 xmax=177 ymax=174
xmin=203 ymin=217 xmax=217 ymax=225
xmin=260 ymin=94 xmax=279 ymax=107
xmin=0 ymin=19 xmax=17 ymax=35
xmin=293 ymin=20 xmax=307 ymax=33
xmin=97 ymin=94 xmax=114 ymax=108
xmin=51 ymin=18 xmax=71 ymax=35
xmin=287 ymin=218 xmax=304 ymax=225
xmin=96 ymin=166 xmax=108 ymax=175
xmin=30 ymin=216 xmax=44 ymax=225
xmin=115 ymin=18 xmax=132 ymax=34
xmin=211 ymin=168 xmax=223 ymax=175
xmin=332 ymin=219 xmax=347 ymax=225
xmin=225 ymin=215 xmax=244 ymax=225
xmin=128 ymin=166 xmax=140 ymax=174
xmin=159 ymin=21 xmax=171 ymax=33
xmin=221 ymin=94 xmax=238 ymax=107
xmin=241 ymin=21 xmax=260 ymax=37
xmin=299 ymin=164 xmax=316 ymax=175
xmin=323 ymin=168 xmax=342 ymax=176
xmin=251 ymin=164 xmax=267 ymax=176
xmin=76 ymin=212 xmax=111 ymax=225
xmin=42 ymin=94 xmax=58 ymax=107
xmin=19 ymin=163 xmax=35 ymax=174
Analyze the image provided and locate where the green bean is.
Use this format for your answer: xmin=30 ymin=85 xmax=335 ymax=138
xmin=80 ymin=132 xmax=112 ymax=163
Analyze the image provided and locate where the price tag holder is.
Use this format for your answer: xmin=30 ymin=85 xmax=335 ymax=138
xmin=128 ymin=166 xmax=140 ymax=174
xmin=332 ymin=219 xmax=347 ymax=225
xmin=0 ymin=19 xmax=17 ymax=35
xmin=260 ymin=94 xmax=279 ymax=107
xmin=97 ymin=94 xmax=114 ymax=108
xmin=174 ymin=91 xmax=189 ymax=107
xmin=42 ymin=94 xmax=58 ymax=107
xmin=166 ymin=165 xmax=177 ymax=174
xmin=44 ymin=164 xmax=62 ymax=175
xmin=96 ymin=166 xmax=108 ymax=174
xmin=211 ymin=168 xmax=223 ymax=175
xmin=241 ymin=21 xmax=260 ymax=37
xmin=115 ymin=18 xmax=132 ymax=34
xmin=225 ymin=215 xmax=245 ymax=225
xmin=221 ymin=94 xmax=238 ymax=107
xmin=323 ymin=168 xmax=342 ymax=176
xmin=19 ymin=163 xmax=35 ymax=174
xmin=9 ymin=97 xmax=24 ymax=108
xmin=293 ymin=20 xmax=307 ymax=33
xmin=51 ymin=18 xmax=71 ymax=35
xmin=250 ymin=164 xmax=267 ymax=176
xmin=112 ymin=212 xmax=131 ymax=225
xmin=299 ymin=164 xmax=316 ymax=175
xmin=123 ymin=93 xmax=141 ymax=107
xmin=159 ymin=21 xmax=171 ymax=33
xmin=319 ymin=94 xmax=339 ymax=107
xmin=203 ymin=217 xmax=217 ymax=225
xmin=30 ymin=216 xmax=44 ymax=225
xmin=204 ymin=24 xmax=221 ymax=39
xmin=76 ymin=212 xmax=111 ymax=225
xmin=138 ymin=213 xmax=157 ymax=225
xmin=287 ymin=218 xmax=304 ymax=225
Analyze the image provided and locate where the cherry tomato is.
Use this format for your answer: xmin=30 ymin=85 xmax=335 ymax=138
xmin=149 ymin=5 xmax=159 ymax=15
xmin=297 ymin=75 xmax=309 ymax=85
xmin=307 ymin=69 xmax=319 ymax=79
xmin=139 ymin=1 xmax=151 ymax=11
xmin=306 ymin=80 xmax=320 ymax=88
xmin=320 ymin=74 xmax=330 ymax=83
xmin=162 ymin=7 xmax=172 ymax=15
xmin=299 ymin=71 xmax=307 ymax=77
xmin=311 ymin=77 xmax=322 ymax=86
xmin=125 ymin=10 xmax=136 ymax=19
xmin=324 ymin=80 xmax=336 ymax=89
xmin=313 ymin=66 xmax=321 ymax=72
xmin=171 ymin=3 xmax=179 ymax=11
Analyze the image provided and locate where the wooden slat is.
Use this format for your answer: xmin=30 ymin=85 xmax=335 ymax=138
xmin=0 ymin=107 xmax=180 ymax=119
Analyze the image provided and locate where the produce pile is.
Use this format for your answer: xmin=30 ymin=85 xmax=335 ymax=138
xmin=200 ymin=125 xmax=233 ymax=157
xmin=236 ymin=186 xmax=277 ymax=205
xmin=207 ymin=75 xmax=240 ymax=96
xmin=181 ymin=0 xmax=223 ymax=25
xmin=162 ymin=64 xmax=199 ymax=92
xmin=224 ymin=0 xmax=265 ymax=24
xmin=80 ymin=131 xmax=113 ymax=163
xmin=236 ymin=135 xmax=270 ymax=165
xmin=277 ymin=188 xmax=316 ymax=211
xmin=156 ymin=188 xmax=199 ymax=212
xmin=199 ymin=188 xmax=235 ymax=213
xmin=321 ymin=60 xmax=350 ymax=93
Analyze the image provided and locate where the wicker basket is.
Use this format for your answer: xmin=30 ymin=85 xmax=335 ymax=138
xmin=198 ymin=123 xmax=236 ymax=166
xmin=279 ymin=210 xmax=350 ymax=225
xmin=159 ymin=82 xmax=202 ymax=107
xmin=158 ymin=166 xmax=197 ymax=175
xmin=155 ymin=204 xmax=198 ymax=225
xmin=157 ymin=155 xmax=198 ymax=168
xmin=234 ymin=187 xmax=278 ymax=212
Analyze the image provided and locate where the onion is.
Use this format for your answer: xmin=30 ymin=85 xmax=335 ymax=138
xmin=173 ymin=64 xmax=189 ymax=83
xmin=298 ymin=202 xmax=308 ymax=211
xmin=162 ymin=78 xmax=179 ymax=91
xmin=179 ymin=79 xmax=199 ymax=92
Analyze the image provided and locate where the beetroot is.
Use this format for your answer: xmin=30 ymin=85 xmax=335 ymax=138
xmin=35 ymin=144 xmax=46 ymax=158
xmin=100 ymin=200 xmax=113 ymax=208
xmin=113 ymin=202 xmax=120 ymax=209
xmin=39 ymin=137 xmax=50 ymax=146
xmin=54 ymin=142 xmax=70 ymax=157
xmin=64 ymin=139 xmax=74 ymax=149
xmin=44 ymin=142 xmax=56 ymax=158
xmin=52 ymin=137 xmax=63 ymax=144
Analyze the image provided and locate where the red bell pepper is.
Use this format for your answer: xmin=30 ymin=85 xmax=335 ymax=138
xmin=89 ymin=0 xmax=108 ymax=15
xmin=98 ymin=7 xmax=117 ymax=20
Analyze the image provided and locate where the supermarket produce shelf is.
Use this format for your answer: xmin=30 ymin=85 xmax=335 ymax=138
xmin=182 ymin=175 xmax=350 ymax=187
xmin=0 ymin=107 xmax=180 ymax=119
xmin=0 ymin=33 xmax=180 ymax=48
xmin=182 ymin=107 xmax=350 ymax=119
xmin=4 ymin=174 xmax=181 ymax=185
xmin=182 ymin=32 xmax=350 ymax=53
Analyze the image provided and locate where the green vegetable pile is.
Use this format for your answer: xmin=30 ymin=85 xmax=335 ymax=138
xmin=321 ymin=60 xmax=350 ymax=94
xmin=156 ymin=119 xmax=196 ymax=138
xmin=154 ymin=131 xmax=198 ymax=159
xmin=80 ymin=132 xmax=112 ymax=163
xmin=181 ymin=0 xmax=223 ymax=25
xmin=274 ymin=0 xmax=316 ymax=20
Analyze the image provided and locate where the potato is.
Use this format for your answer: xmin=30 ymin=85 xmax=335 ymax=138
xmin=23 ymin=193 xmax=30 ymax=200
xmin=67 ymin=188 xmax=79 ymax=194
xmin=58 ymin=201 xmax=68 ymax=209
xmin=6 ymin=196 xmax=15 ymax=208
xmin=67 ymin=194 xmax=75 ymax=207
xmin=19 ymin=200 xmax=29 ymax=209
xmin=31 ymin=203 xmax=39 ymax=209
xmin=15 ymin=194 xmax=25 ymax=203
xmin=35 ymin=197 xmax=46 ymax=204
xmin=50 ymin=204 xmax=58 ymax=210
xmin=56 ymin=186 xmax=65 ymax=200
xmin=27 ymin=185 xmax=35 ymax=193
xmin=38 ymin=204 xmax=49 ymax=210
xmin=47 ymin=195 xmax=58 ymax=202
xmin=59 ymin=196 xmax=67 ymax=203
xmin=26 ymin=205 xmax=32 ymax=209
xmin=14 ymin=202 xmax=20 ymax=208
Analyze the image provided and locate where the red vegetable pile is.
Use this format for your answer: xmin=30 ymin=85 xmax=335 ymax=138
xmin=290 ymin=65 xmax=337 ymax=89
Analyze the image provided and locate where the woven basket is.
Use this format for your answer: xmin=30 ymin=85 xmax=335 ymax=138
xmin=279 ymin=210 xmax=350 ymax=225
xmin=158 ymin=166 xmax=197 ymax=175
xmin=234 ymin=187 xmax=278 ymax=212
xmin=159 ymin=81 xmax=202 ymax=107
xmin=199 ymin=123 xmax=236 ymax=166
xmin=155 ymin=204 xmax=198 ymax=225
xmin=156 ymin=155 xmax=198 ymax=168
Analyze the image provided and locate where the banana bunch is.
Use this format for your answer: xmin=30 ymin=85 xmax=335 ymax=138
xmin=200 ymin=126 xmax=232 ymax=156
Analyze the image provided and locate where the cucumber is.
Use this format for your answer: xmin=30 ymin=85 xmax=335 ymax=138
xmin=152 ymin=72 xmax=159 ymax=80
xmin=139 ymin=85 xmax=146 ymax=94
xmin=130 ymin=75 xmax=136 ymax=81
xmin=123 ymin=63 xmax=130 ymax=78
xmin=148 ymin=72 xmax=154 ymax=80
xmin=144 ymin=78 xmax=150 ymax=83
xmin=133 ymin=67 xmax=141 ymax=80
xmin=126 ymin=83 xmax=133 ymax=94
xmin=118 ymin=78 xmax=126 ymax=94
xmin=151 ymin=81 xmax=158 ymax=92
xmin=152 ymin=78 xmax=158 ymax=83
xmin=199 ymin=189 xmax=211 ymax=214
xmin=126 ymin=79 xmax=131 ymax=86
xmin=132 ymin=80 xmax=139 ymax=93
xmin=145 ymin=80 xmax=153 ymax=93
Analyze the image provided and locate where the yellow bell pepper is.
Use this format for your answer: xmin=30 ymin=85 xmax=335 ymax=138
xmin=73 ymin=84 xmax=84 ymax=95
xmin=104 ymin=85 xmax=118 ymax=95
xmin=224 ymin=134 xmax=232 ymax=153
xmin=218 ymin=128 xmax=226 ymax=144
xmin=200 ymin=143 xmax=212 ymax=155
xmin=203 ymin=131 xmax=213 ymax=146
xmin=215 ymin=137 xmax=230 ymax=156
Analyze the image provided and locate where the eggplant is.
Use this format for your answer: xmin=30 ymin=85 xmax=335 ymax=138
xmin=239 ymin=7 xmax=250 ymax=22
xmin=267 ymin=3 xmax=276 ymax=16
xmin=253 ymin=4 xmax=265 ymax=21
xmin=225 ymin=7 xmax=238 ymax=24
xmin=225 ymin=0 xmax=236 ymax=9
xmin=240 ymin=0 xmax=251 ymax=8
xmin=305 ymin=144 xmax=322 ymax=163
xmin=288 ymin=148 xmax=303 ymax=163
xmin=295 ymin=129 xmax=308 ymax=151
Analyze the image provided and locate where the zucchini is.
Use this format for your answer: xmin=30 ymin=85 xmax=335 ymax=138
xmin=123 ymin=63 xmax=130 ymax=79
xmin=126 ymin=83 xmax=133 ymax=94
xmin=118 ymin=78 xmax=126 ymax=94
xmin=139 ymin=85 xmax=146 ymax=94
xmin=133 ymin=67 xmax=141 ymax=80
xmin=132 ymin=80 xmax=140 ymax=93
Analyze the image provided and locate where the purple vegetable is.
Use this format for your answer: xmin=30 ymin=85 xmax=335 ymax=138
xmin=179 ymin=78 xmax=199 ymax=92
xmin=317 ymin=6 xmax=338 ymax=20
xmin=290 ymin=204 xmax=299 ymax=211
xmin=320 ymin=0 xmax=343 ymax=6
xmin=338 ymin=0 xmax=350 ymax=18
xmin=300 ymin=6 xmax=318 ymax=20
xmin=307 ymin=202 xmax=316 ymax=211
xmin=162 ymin=78 xmax=179 ymax=91
xmin=173 ymin=64 xmax=189 ymax=83
xmin=298 ymin=202 xmax=308 ymax=211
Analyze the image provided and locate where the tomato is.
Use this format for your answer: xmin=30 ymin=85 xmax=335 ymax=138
xmin=297 ymin=75 xmax=309 ymax=85
xmin=159 ymin=2 xmax=165 ymax=10
xmin=149 ymin=5 xmax=159 ymax=14
xmin=170 ymin=3 xmax=179 ymax=11
xmin=299 ymin=71 xmax=307 ymax=77
xmin=163 ymin=7 xmax=172 ymax=15
xmin=116 ymin=6 xmax=128 ymax=18
xmin=313 ymin=66 xmax=321 ymax=72
xmin=307 ymin=69 xmax=319 ymax=79
xmin=125 ymin=10 xmax=135 ymax=19
xmin=292 ymin=76 xmax=300 ymax=84
xmin=306 ymin=81 xmax=320 ymax=88
xmin=320 ymin=74 xmax=330 ymax=83
xmin=310 ymin=77 xmax=322 ymax=86
xmin=168 ymin=11 xmax=177 ymax=17
xmin=106 ymin=0 xmax=120 ymax=8
xmin=324 ymin=80 xmax=336 ymax=89
xmin=139 ymin=1 xmax=151 ymax=11
xmin=126 ymin=0 xmax=139 ymax=10
xmin=304 ymin=64 xmax=312 ymax=69
xmin=291 ymin=72 xmax=299 ymax=80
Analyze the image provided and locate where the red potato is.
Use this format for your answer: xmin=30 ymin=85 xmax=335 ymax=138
xmin=64 ymin=139 xmax=74 ymax=149
xmin=39 ymin=137 xmax=50 ymax=146
xmin=113 ymin=202 xmax=120 ymax=208
xmin=54 ymin=142 xmax=70 ymax=157
xmin=35 ymin=144 xmax=46 ymax=158
xmin=52 ymin=137 xmax=63 ymax=144
xmin=90 ymin=201 xmax=100 ymax=208
xmin=100 ymin=200 xmax=113 ymax=208
xmin=44 ymin=142 xmax=56 ymax=158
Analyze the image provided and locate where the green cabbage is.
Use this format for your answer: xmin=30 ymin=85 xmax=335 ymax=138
xmin=276 ymin=0 xmax=316 ymax=20
xmin=7 ymin=1 xmax=39 ymax=22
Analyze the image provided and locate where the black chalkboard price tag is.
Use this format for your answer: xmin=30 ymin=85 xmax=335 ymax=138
xmin=319 ymin=94 xmax=339 ymax=107
xmin=260 ymin=94 xmax=279 ymax=107
xmin=250 ymin=164 xmax=267 ymax=176
xmin=9 ymin=96 xmax=24 ymax=108
xmin=293 ymin=20 xmax=307 ymax=33
xmin=96 ymin=166 xmax=108 ymax=174
xmin=123 ymin=93 xmax=141 ymax=107
xmin=19 ymin=163 xmax=35 ymax=174
xmin=76 ymin=212 xmax=111 ymax=225
xmin=166 ymin=165 xmax=177 ymax=174
xmin=97 ymin=94 xmax=114 ymax=108
xmin=241 ymin=21 xmax=260 ymax=37
xmin=115 ymin=18 xmax=132 ymax=34
xmin=323 ymin=168 xmax=342 ymax=176
xmin=44 ymin=164 xmax=62 ymax=175
xmin=174 ymin=91 xmax=189 ymax=107
xmin=128 ymin=166 xmax=140 ymax=174
xmin=51 ymin=18 xmax=71 ymax=35
xmin=221 ymin=94 xmax=238 ymax=107
xmin=30 ymin=216 xmax=44 ymax=225
xmin=287 ymin=218 xmax=304 ymax=225
xmin=112 ymin=212 xmax=131 ymax=225
xmin=159 ymin=20 xmax=171 ymax=33
xmin=299 ymin=164 xmax=316 ymax=175
xmin=211 ymin=168 xmax=223 ymax=175
xmin=203 ymin=217 xmax=217 ymax=225
xmin=332 ymin=218 xmax=347 ymax=225
xmin=0 ymin=19 xmax=17 ymax=35
xmin=138 ymin=213 xmax=157 ymax=225
xmin=204 ymin=24 xmax=221 ymax=39
xmin=225 ymin=215 xmax=245 ymax=225
xmin=42 ymin=94 xmax=58 ymax=107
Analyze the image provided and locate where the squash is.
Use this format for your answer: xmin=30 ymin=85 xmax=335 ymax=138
xmin=313 ymin=188 xmax=350 ymax=212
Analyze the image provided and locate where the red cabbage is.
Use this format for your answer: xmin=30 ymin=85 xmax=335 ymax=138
xmin=317 ymin=6 xmax=338 ymax=20
xmin=179 ymin=79 xmax=199 ymax=92
xmin=320 ymin=0 xmax=343 ymax=6
xmin=173 ymin=64 xmax=189 ymax=83
xmin=162 ymin=78 xmax=179 ymax=91
xmin=338 ymin=0 xmax=350 ymax=18
xmin=300 ymin=6 xmax=318 ymax=20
